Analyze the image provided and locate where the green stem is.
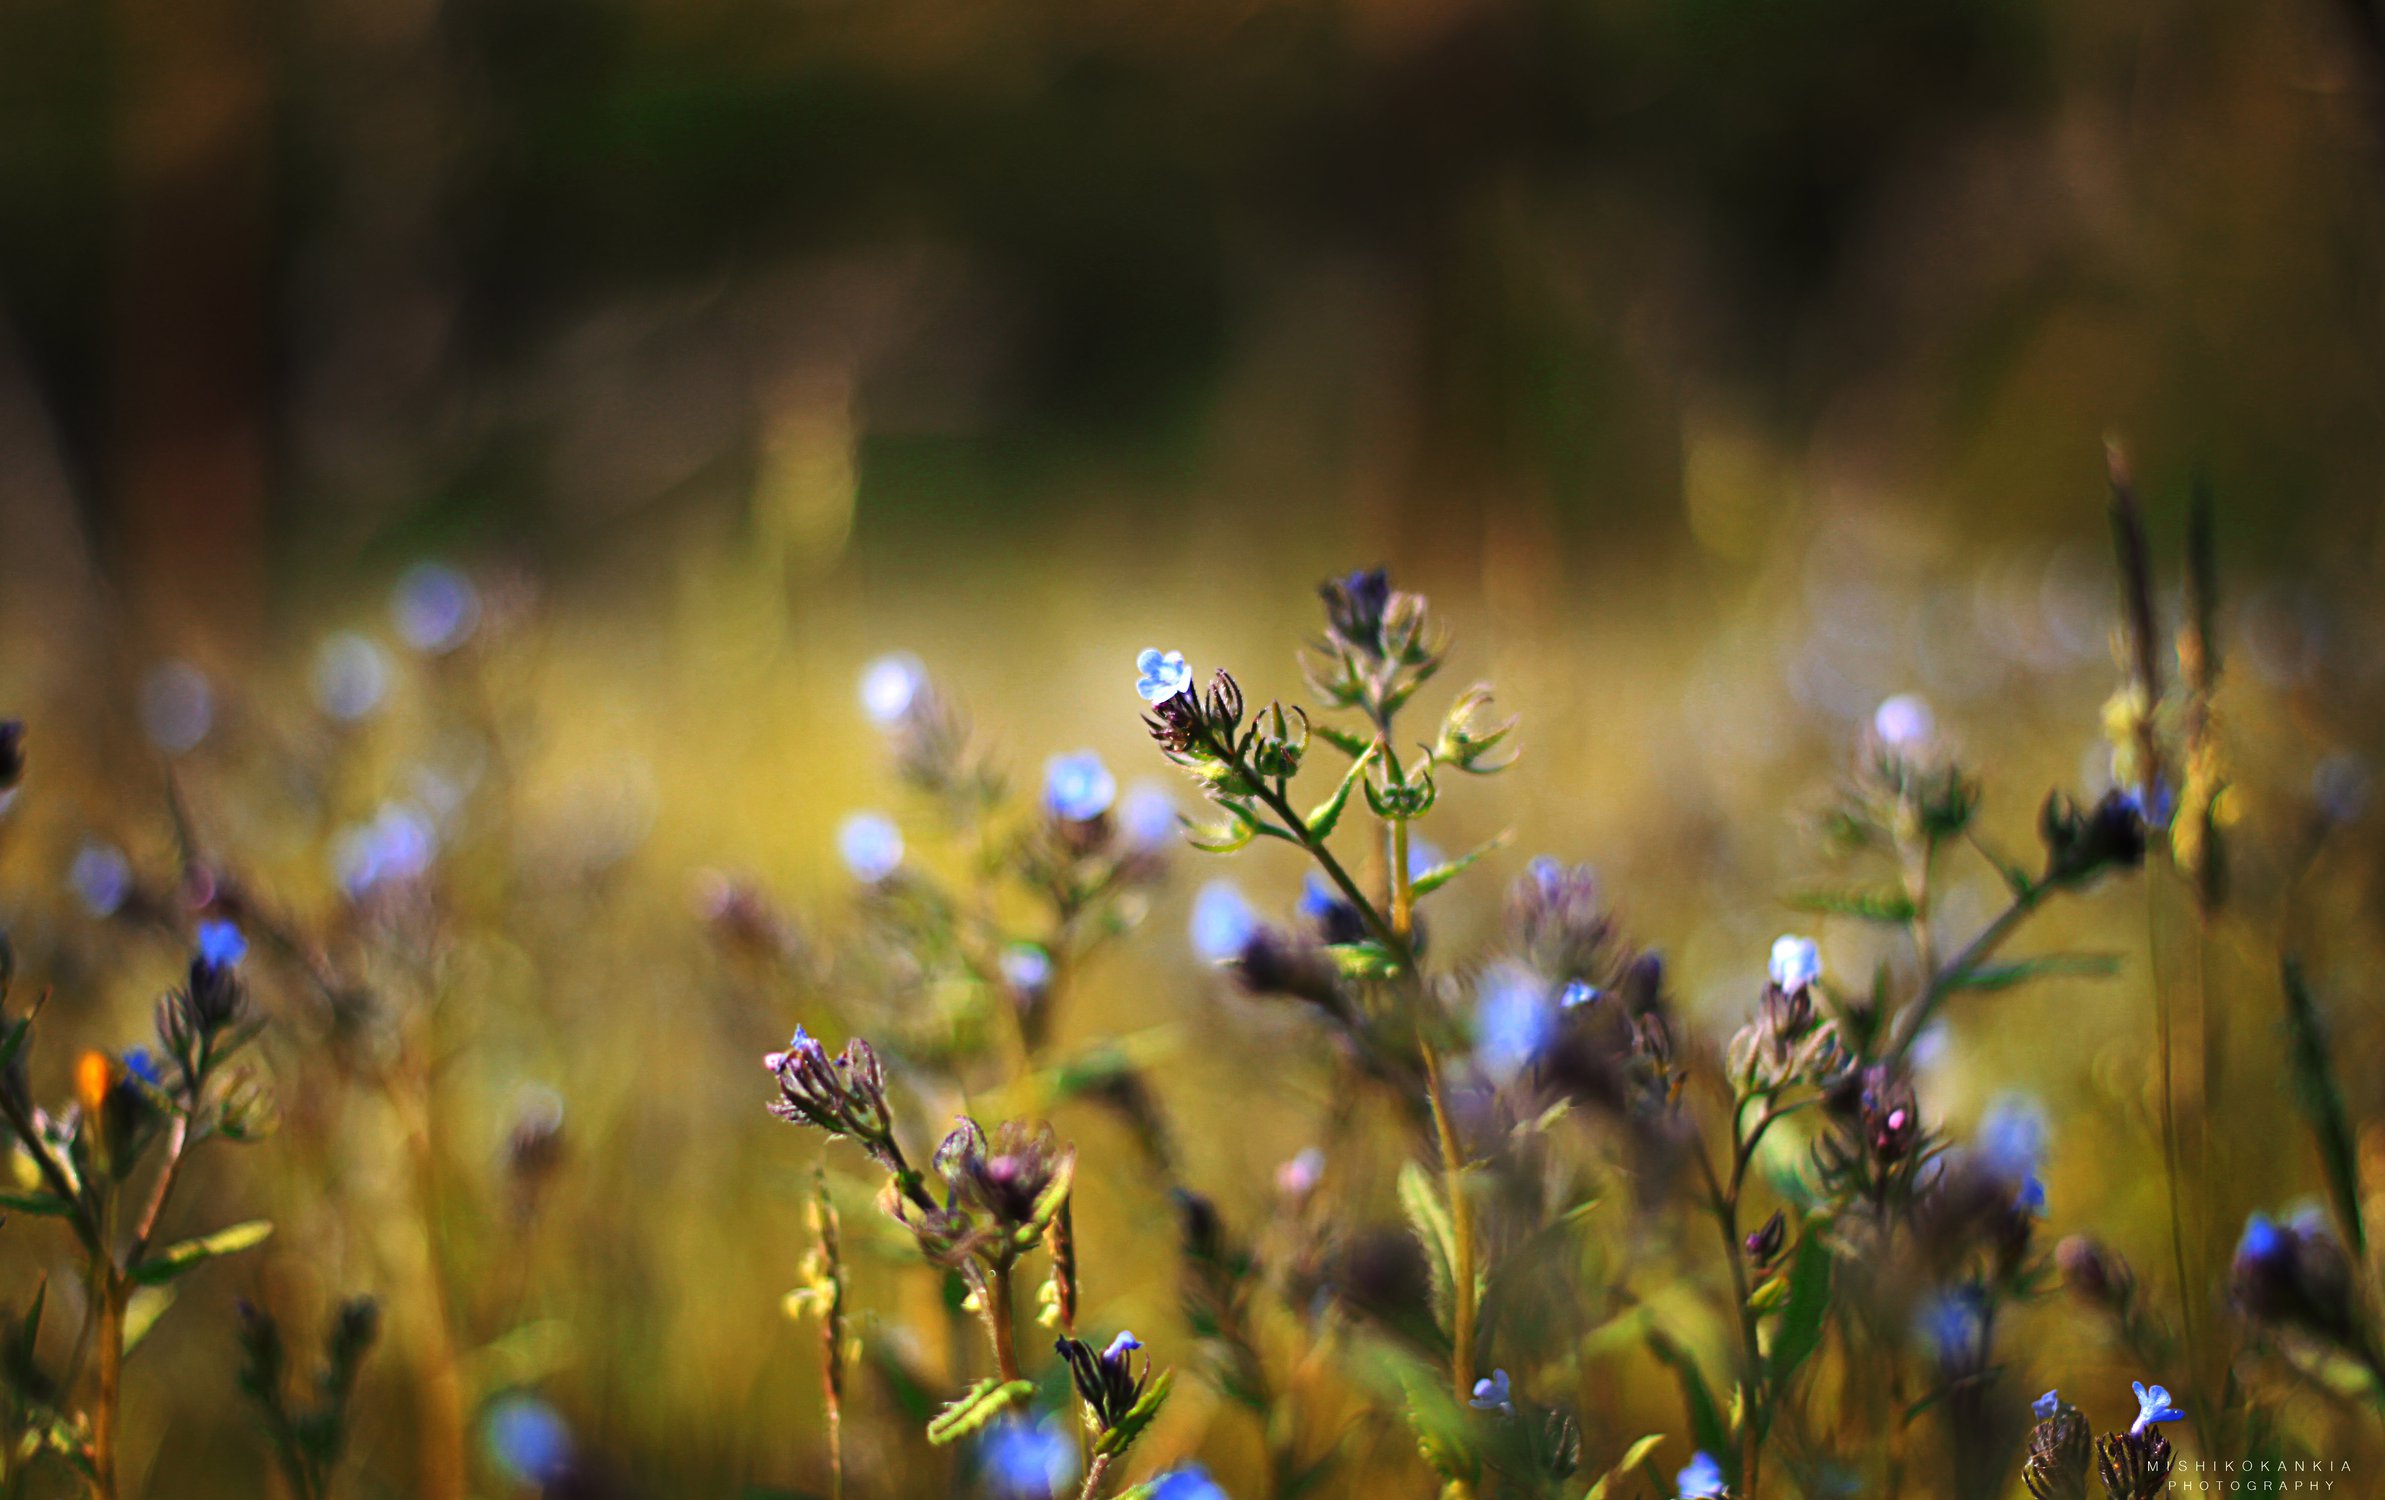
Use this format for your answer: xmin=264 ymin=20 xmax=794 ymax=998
xmin=1077 ymin=1451 xmax=1114 ymax=1500
xmin=1880 ymin=885 xmax=2045 ymax=1068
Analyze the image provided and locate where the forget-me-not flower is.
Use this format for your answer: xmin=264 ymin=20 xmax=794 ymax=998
xmin=1677 ymin=1450 xmax=1727 ymax=1498
xmin=1118 ymin=780 xmax=1177 ymax=848
xmin=1468 ymin=1368 xmax=1513 ymax=1414
xmin=1475 ymin=962 xmax=1554 ymax=1085
xmin=859 ymin=652 xmax=926 ymax=726
xmin=1873 ymin=692 xmax=1935 ymax=749
xmin=68 ymin=841 xmax=131 ymax=918
xmin=1043 ymin=750 xmax=1117 ymax=822
xmin=197 ymin=919 xmax=248 ymax=970
xmin=838 ymin=813 xmax=904 ymax=884
xmin=980 ymin=1416 xmax=1078 ymax=1498
xmin=1770 ymin=935 xmax=1822 ymax=994
xmin=1190 ymin=881 xmax=1256 ymax=962
xmin=1136 ymin=648 xmax=1193 ymax=704
xmin=123 ymin=1048 xmax=165 ymax=1088
xmin=483 ymin=1393 xmax=574 ymax=1486
xmin=392 ymin=563 xmax=480 ymax=654
xmin=1147 ymin=1463 xmax=1230 ymax=1500
xmin=2130 ymin=1380 xmax=2184 ymax=1434
xmin=1560 ymin=979 xmax=1601 ymax=1010
xmin=2033 ymin=1389 xmax=2062 ymax=1421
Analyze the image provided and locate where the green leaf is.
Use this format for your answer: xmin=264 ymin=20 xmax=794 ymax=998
xmin=1092 ymin=1369 xmax=1174 ymax=1458
xmin=122 ymin=1286 xmax=176 ymax=1357
xmin=1303 ymin=743 xmax=1377 ymax=840
xmin=2283 ymin=960 xmax=2366 ymax=1257
xmin=1314 ymin=724 xmax=1373 ymax=759
xmin=1409 ymin=832 xmax=1513 ymax=900
xmin=1396 ymin=1161 xmax=1457 ymax=1323
xmin=0 ymin=1190 xmax=75 ymax=1218
xmin=1765 ymin=1226 xmax=1834 ymax=1396
xmin=1949 ymin=953 xmax=2122 ymax=990
xmin=925 ymin=1378 xmax=1035 ymax=1445
xmin=1582 ymin=1434 xmax=1667 ymax=1500
xmin=1325 ymin=942 xmax=1399 ymax=980
xmin=128 ymin=1219 xmax=274 ymax=1286
xmin=1647 ymin=1333 xmax=1731 ymax=1485
xmin=1784 ymin=888 xmax=1916 ymax=924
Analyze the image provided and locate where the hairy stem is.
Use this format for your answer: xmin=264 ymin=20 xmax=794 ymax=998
xmin=1078 ymin=1451 xmax=1114 ymax=1500
xmin=986 ymin=1266 xmax=1022 ymax=1383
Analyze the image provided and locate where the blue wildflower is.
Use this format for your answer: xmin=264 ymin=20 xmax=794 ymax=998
xmin=1918 ymin=1287 xmax=1987 ymax=1369
xmin=1526 ymin=855 xmax=1565 ymax=901
xmin=1190 ymin=881 xmax=1256 ymax=962
xmin=392 ymin=563 xmax=480 ymax=654
xmin=1978 ymin=1094 xmax=2049 ymax=1182
xmin=139 ymin=662 xmax=213 ymax=755
xmin=2033 ymin=1389 xmax=2062 ymax=1420
xmin=1474 ymin=962 xmax=1553 ymax=1085
xmin=1469 ymin=1368 xmax=1513 ymax=1413
xmin=1873 ymin=692 xmax=1935 ymax=749
xmin=68 ymin=841 xmax=131 ymax=918
xmin=2238 ymin=1211 xmax=2285 ymax=1265
xmin=482 ymin=1393 xmax=573 ymax=1486
xmin=1769 ymin=934 xmax=1821 ymax=993
xmin=1000 ymin=944 xmax=1054 ymax=997
xmin=837 ymin=813 xmax=904 ymax=884
xmin=1135 ymin=648 xmax=1193 ymax=705
xmin=196 ymin=920 xmax=248 ymax=970
xmin=123 ymin=1048 xmax=164 ymax=1088
xmin=1560 ymin=979 xmax=1601 ymax=1010
xmin=1147 ymin=1463 xmax=1230 ymax=1500
xmin=1043 ymin=750 xmax=1117 ymax=822
xmin=980 ymin=1417 xmax=1078 ymax=1498
xmin=312 ymin=632 xmax=391 ymax=722
xmin=1677 ymin=1450 xmax=1727 ymax=1498
xmin=2130 ymin=1380 xmax=2184 ymax=1434
xmin=859 ymin=652 xmax=926 ymax=726
xmin=1118 ymin=781 xmax=1177 ymax=848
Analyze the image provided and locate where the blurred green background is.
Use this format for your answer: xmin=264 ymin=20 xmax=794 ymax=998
xmin=2 ymin=0 xmax=2384 ymax=1492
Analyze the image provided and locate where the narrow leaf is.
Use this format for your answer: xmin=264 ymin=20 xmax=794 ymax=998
xmin=2282 ymin=960 xmax=2365 ymax=1257
xmin=1766 ymin=1226 xmax=1834 ymax=1394
xmin=1950 ymin=953 xmax=2122 ymax=991
xmin=1409 ymin=832 xmax=1513 ymax=900
xmin=1303 ymin=743 xmax=1377 ymax=840
xmin=925 ymin=1378 xmax=1034 ymax=1445
xmin=1396 ymin=1161 xmax=1458 ymax=1331
xmin=1785 ymin=888 xmax=1917 ymax=924
xmin=129 ymin=1220 xmax=274 ymax=1286
xmin=0 ymin=1190 xmax=75 ymax=1218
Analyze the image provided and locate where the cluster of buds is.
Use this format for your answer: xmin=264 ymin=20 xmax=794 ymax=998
xmin=1730 ymin=944 xmax=1844 ymax=1092
xmin=2231 ymin=1208 xmax=2359 ymax=1346
xmin=1814 ymin=1063 xmax=1929 ymax=1211
xmin=1303 ymin=568 xmax=1446 ymax=724
xmin=153 ymin=921 xmax=252 ymax=1093
xmin=2038 ymin=789 xmax=2149 ymax=889
xmin=1507 ymin=859 xmax=1611 ymax=981
xmin=887 ymin=1117 xmax=1075 ymax=1273
xmin=763 ymin=1028 xmax=905 ymax=1176
xmin=1057 ymin=1331 xmax=1151 ymax=1432
xmin=1138 ymin=650 xmax=1245 ymax=768
xmin=1362 ymin=740 xmax=1435 ymax=821
xmin=2022 ymin=1382 xmax=2181 ymax=1500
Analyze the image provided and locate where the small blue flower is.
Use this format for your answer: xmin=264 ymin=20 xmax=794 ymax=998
xmin=1873 ymin=692 xmax=1935 ymax=749
xmin=123 ymin=1048 xmax=164 ymax=1088
xmin=392 ymin=562 xmax=480 ymax=654
xmin=2238 ymin=1211 xmax=2285 ymax=1265
xmin=312 ymin=632 xmax=391 ymax=722
xmin=1118 ymin=781 xmax=1178 ymax=848
xmin=1769 ymin=935 xmax=1822 ymax=993
xmin=2033 ymin=1389 xmax=2062 ymax=1421
xmin=1560 ymin=979 xmax=1601 ymax=1010
xmin=2130 ymin=1380 xmax=2184 ymax=1434
xmin=1190 ymin=881 xmax=1256 ymax=962
xmin=1977 ymin=1094 xmax=2049 ymax=1183
xmin=1147 ymin=1463 xmax=1230 ymax=1500
xmin=1474 ymin=962 xmax=1553 ymax=1085
xmin=1526 ymin=855 xmax=1565 ymax=900
xmin=1136 ymin=648 xmax=1193 ymax=705
xmin=979 ymin=1416 xmax=1078 ymax=1498
xmin=1677 ymin=1450 xmax=1727 ymax=1498
xmin=139 ymin=662 xmax=214 ymax=755
xmin=2015 ymin=1173 xmax=2048 ymax=1217
xmin=837 ymin=813 xmax=904 ymax=884
xmin=1276 ymin=1147 xmax=1324 ymax=1198
xmin=482 ymin=1393 xmax=573 ymax=1486
xmin=68 ymin=841 xmax=131 ymax=918
xmin=859 ymin=652 xmax=926 ymax=726
xmin=1468 ymin=1368 xmax=1513 ymax=1413
xmin=1408 ymin=837 xmax=1444 ymax=880
xmin=1000 ymin=944 xmax=1054 ymax=997
xmin=196 ymin=920 xmax=247 ymax=970
xmin=1103 ymin=1330 xmax=1142 ymax=1360
xmin=1918 ymin=1287 xmax=1987 ymax=1368
xmin=1043 ymin=751 xmax=1117 ymax=822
